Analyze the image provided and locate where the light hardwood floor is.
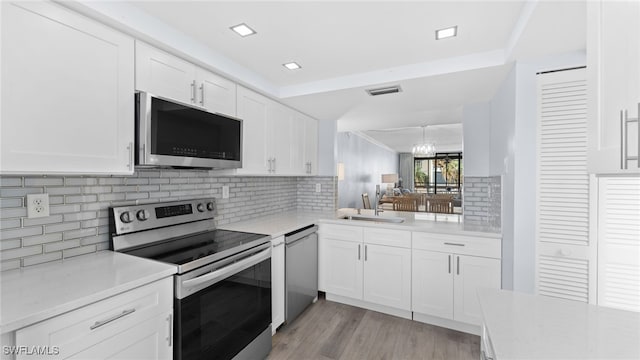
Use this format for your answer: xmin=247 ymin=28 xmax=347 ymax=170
xmin=269 ymin=295 xmax=480 ymax=360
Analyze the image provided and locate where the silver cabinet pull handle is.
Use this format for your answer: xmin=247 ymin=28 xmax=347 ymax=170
xmin=200 ymin=83 xmax=205 ymax=106
xmin=191 ymin=80 xmax=196 ymax=103
xmin=90 ymin=308 xmax=136 ymax=330
xmin=273 ymin=241 xmax=285 ymax=248
xmin=457 ymin=256 xmax=460 ymax=275
xmin=444 ymin=242 xmax=465 ymax=246
xmin=364 ymin=244 xmax=368 ymax=261
xmin=358 ymin=244 xmax=361 ymax=260
xmin=167 ymin=313 xmax=173 ymax=347
xmin=127 ymin=142 xmax=133 ymax=169
xmin=273 ymin=158 xmax=276 ymax=173
xmin=621 ymin=110 xmax=627 ymax=169
xmin=448 ymin=254 xmax=452 ymax=274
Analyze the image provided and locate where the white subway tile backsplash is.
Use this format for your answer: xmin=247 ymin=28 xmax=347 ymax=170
xmin=63 ymin=244 xmax=97 ymax=259
xmin=1 ymin=245 xmax=42 ymax=260
xmin=65 ymin=178 xmax=98 ymax=186
xmin=0 ymin=178 xmax=23 ymax=187
xmin=1 ymin=259 xmax=20 ymax=271
xmin=22 ymin=233 xmax=63 ymax=247
xmin=22 ymin=252 xmax=62 ymax=267
xmin=45 ymin=222 xmax=80 ymax=234
xmin=23 ymin=215 xmax=64 ymax=227
xmin=1 ymin=226 xmax=43 ymax=241
xmin=0 ymin=172 xmax=336 ymax=269
xmin=1 ymin=239 xmax=21 ymax=251
xmin=44 ymin=239 xmax=81 ymax=253
xmin=24 ymin=177 xmax=64 ymax=186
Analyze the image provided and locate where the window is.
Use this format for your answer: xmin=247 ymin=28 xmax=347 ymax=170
xmin=414 ymin=152 xmax=463 ymax=194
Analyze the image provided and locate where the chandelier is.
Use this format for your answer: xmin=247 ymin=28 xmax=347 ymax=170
xmin=412 ymin=126 xmax=436 ymax=157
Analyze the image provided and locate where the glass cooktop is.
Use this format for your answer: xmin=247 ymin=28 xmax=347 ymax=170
xmin=124 ymin=229 xmax=268 ymax=267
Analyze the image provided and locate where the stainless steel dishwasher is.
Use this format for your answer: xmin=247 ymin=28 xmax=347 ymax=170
xmin=285 ymin=224 xmax=318 ymax=324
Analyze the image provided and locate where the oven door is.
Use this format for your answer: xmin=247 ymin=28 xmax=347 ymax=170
xmin=174 ymin=243 xmax=271 ymax=360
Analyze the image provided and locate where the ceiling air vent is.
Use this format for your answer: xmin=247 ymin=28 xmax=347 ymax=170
xmin=366 ymin=85 xmax=402 ymax=96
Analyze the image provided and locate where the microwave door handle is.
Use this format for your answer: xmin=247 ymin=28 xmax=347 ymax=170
xmin=182 ymin=248 xmax=271 ymax=289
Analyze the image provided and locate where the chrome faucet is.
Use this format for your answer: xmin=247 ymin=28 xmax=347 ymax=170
xmin=374 ymin=184 xmax=381 ymax=216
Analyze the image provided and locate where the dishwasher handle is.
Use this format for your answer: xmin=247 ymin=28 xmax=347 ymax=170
xmin=285 ymin=225 xmax=318 ymax=245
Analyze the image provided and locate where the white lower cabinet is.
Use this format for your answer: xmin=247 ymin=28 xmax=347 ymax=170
xmin=412 ymin=232 xmax=501 ymax=329
xmin=271 ymin=235 xmax=285 ymax=333
xmin=320 ymin=224 xmax=411 ymax=314
xmin=14 ymin=277 xmax=173 ymax=360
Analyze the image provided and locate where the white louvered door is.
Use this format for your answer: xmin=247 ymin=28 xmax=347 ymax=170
xmin=536 ymin=68 xmax=596 ymax=303
xmin=597 ymin=177 xmax=640 ymax=312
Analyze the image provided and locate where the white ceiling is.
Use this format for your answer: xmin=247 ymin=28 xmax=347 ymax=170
xmin=87 ymin=1 xmax=586 ymax=152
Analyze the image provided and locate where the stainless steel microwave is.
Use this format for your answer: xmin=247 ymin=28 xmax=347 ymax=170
xmin=135 ymin=92 xmax=242 ymax=169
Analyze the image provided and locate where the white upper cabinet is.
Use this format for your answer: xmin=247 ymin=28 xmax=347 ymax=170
xmin=302 ymin=113 xmax=319 ymax=175
xmin=587 ymin=0 xmax=640 ymax=173
xmin=195 ymin=68 xmax=237 ymax=117
xmin=135 ymin=42 xmax=236 ymax=117
xmin=236 ymin=86 xmax=270 ymax=174
xmin=0 ymin=1 xmax=135 ymax=175
xmin=135 ymin=41 xmax=197 ymax=106
xmin=235 ymin=86 xmax=319 ymax=176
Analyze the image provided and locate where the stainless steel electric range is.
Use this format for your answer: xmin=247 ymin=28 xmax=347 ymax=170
xmin=109 ymin=198 xmax=272 ymax=360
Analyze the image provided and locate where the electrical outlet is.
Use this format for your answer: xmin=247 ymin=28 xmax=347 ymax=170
xmin=27 ymin=193 xmax=50 ymax=219
xmin=315 ymin=183 xmax=321 ymax=193
xmin=222 ymin=186 xmax=230 ymax=199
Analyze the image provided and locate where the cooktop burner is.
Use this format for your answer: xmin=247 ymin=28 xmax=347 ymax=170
xmin=124 ymin=229 xmax=267 ymax=266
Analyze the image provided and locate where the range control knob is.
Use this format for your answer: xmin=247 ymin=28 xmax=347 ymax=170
xmin=120 ymin=211 xmax=133 ymax=224
xmin=136 ymin=209 xmax=150 ymax=221
xmin=206 ymin=202 xmax=214 ymax=211
xmin=196 ymin=203 xmax=205 ymax=212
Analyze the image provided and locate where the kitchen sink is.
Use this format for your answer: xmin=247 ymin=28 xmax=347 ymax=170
xmin=341 ymin=214 xmax=405 ymax=223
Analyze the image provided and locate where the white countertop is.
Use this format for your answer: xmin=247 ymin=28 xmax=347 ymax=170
xmin=0 ymin=251 xmax=176 ymax=334
xmin=478 ymin=288 xmax=640 ymax=359
xmin=218 ymin=208 xmax=500 ymax=239
xmin=218 ymin=210 xmax=335 ymax=237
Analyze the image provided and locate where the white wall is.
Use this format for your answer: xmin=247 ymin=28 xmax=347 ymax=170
xmin=317 ymin=119 xmax=337 ymax=176
xmin=489 ymin=66 xmax=517 ymax=289
xmin=337 ymin=132 xmax=398 ymax=209
xmin=487 ymin=51 xmax=586 ymax=293
xmin=512 ymin=51 xmax=587 ymax=293
xmin=462 ymin=102 xmax=491 ymax=177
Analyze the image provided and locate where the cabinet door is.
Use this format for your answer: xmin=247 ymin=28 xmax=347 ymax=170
xmin=271 ymin=236 xmax=286 ymax=332
xmin=323 ymin=238 xmax=363 ymax=300
xmin=16 ymin=278 xmax=172 ymax=360
xmin=587 ymin=0 xmax=640 ymax=173
xmin=196 ymin=68 xmax=237 ymax=117
xmin=453 ymin=255 xmax=501 ymax=326
xmin=363 ymin=244 xmax=411 ymax=310
xmin=236 ymin=86 xmax=269 ymax=174
xmin=412 ymin=250 xmax=454 ymax=319
xmin=304 ymin=115 xmax=319 ymax=175
xmin=64 ymin=312 xmax=172 ymax=360
xmin=135 ymin=41 xmax=196 ymax=105
xmin=597 ymin=177 xmax=640 ymax=312
xmin=1 ymin=1 xmax=134 ymax=175
xmin=267 ymin=102 xmax=295 ymax=174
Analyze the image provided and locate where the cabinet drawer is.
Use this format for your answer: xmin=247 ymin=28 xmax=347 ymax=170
xmin=319 ymin=224 xmax=363 ymax=243
xmin=412 ymin=232 xmax=501 ymax=259
xmin=364 ymin=228 xmax=411 ymax=248
xmin=16 ymin=277 xmax=173 ymax=359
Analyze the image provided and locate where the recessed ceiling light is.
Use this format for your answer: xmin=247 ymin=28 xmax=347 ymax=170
xmin=230 ymin=23 xmax=256 ymax=37
xmin=436 ymin=26 xmax=457 ymax=40
xmin=283 ymin=62 xmax=301 ymax=70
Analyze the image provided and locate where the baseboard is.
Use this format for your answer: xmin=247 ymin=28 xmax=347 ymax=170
xmin=412 ymin=312 xmax=481 ymax=336
xmin=325 ymin=293 xmax=412 ymax=320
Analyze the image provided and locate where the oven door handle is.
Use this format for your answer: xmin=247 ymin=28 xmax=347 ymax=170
xmin=182 ymin=248 xmax=271 ymax=289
